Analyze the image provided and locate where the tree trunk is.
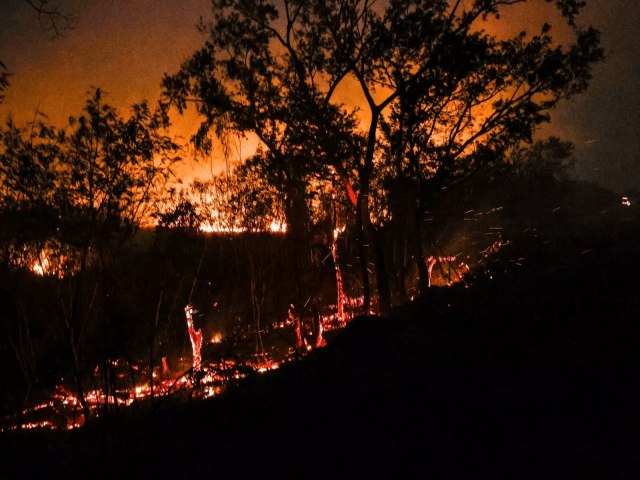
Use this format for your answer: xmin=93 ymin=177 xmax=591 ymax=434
xmin=355 ymin=193 xmax=371 ymax=313
xmin=283 ymin=176 xmax=309 ymax=312
xmin=66 ymin=279 xmax=91 ymax=425
xmin=362 ymin=200 xmax=391 ymax=315
xmin=412 ymin=203 xmax=430 ymax=296
xmin=359 ymin=107 xmax=392 ymax=315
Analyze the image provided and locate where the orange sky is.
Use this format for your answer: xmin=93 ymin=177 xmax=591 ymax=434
xmin=0 ymin=0 xmax=221 ymax=180
xmin=0 ymin=0 xmax=638 ymax=191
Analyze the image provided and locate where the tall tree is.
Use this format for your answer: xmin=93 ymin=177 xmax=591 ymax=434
xmin=165 ymin=0 xmax=602 ymax=314
xmin=162 ymin=0 xmax=362 ymax=313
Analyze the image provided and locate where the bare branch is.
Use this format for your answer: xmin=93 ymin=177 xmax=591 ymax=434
xmin=23 ymin=0 xmax=72 ymax=38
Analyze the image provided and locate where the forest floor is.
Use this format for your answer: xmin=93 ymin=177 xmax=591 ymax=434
xmin=1 ymin=194 xmax=640 ymax=479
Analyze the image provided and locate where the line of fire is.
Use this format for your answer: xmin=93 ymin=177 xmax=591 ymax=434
xmin=2 ymin=167 xmax=500 ymax=431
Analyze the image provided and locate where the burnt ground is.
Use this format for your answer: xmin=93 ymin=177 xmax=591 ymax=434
xmin=2 ymin=203 xmax=640 ymax=479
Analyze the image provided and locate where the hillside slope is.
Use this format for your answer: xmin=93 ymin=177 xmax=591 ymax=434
xmin=2 ymin=205 xmax=640 ymax=479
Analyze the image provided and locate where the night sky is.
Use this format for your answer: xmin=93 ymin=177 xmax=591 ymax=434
xmin=0 ymin=0 xmax=638 ymax=192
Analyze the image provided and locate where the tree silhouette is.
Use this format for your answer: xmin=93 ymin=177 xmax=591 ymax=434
xmin=0 ymin=61 xmax=8 ymax=104
xmin=0 ymin=90 xmax=180 ymax=422
xmin=162 ymin=0 xmax=364 ymax=314
xmin=0 ymin=1 xmax=72 ymax=105
xmin=164 ymin=0 xmax=602 ymax=314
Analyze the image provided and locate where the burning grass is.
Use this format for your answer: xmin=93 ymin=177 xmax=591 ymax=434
xmin=2 ymin=232 xmax=640 ymax=478
xmin=2 ymin=294 xmax=366 ymax=432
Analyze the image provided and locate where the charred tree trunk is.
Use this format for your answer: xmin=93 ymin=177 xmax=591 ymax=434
xmin=62 ymin=316 xmax=90 ymax=424
xmin=366 ymin=213 xmax=392 ymax=316
xmin=283 ymin=175 xmax=310 ymax=314
xmin=412 ymin=202 xmax=430 ymax=296
xmin=355 ymin=193 xmax=371 ymax=313
xmin=248 ymin=255 xmax=265 ymax=360
xmin=64 ymin=277 xmax=91 ymax=425
xmin=312 ymin=307 xmax=325 ymax=348
xmin=149 ymin=290 xmax=163 ymax=402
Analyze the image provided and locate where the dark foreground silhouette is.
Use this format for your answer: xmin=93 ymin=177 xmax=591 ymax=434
xmin=2 ymin=216 xmax=640 ymax=479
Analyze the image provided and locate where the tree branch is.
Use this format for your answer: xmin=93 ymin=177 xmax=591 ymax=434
xmin=24 ymin=0 xmax=71 ymax=38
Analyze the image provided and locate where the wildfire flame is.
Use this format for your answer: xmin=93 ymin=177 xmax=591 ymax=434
xmin=31 ymin=258 xmax=49 ymax=276
xmin=198 ymin=220 xmax=287 ymax=234
xmin=4 ymin=292 xmax=369 ymax=433
xmin=27 ymin=249 xmax=68 ymax=278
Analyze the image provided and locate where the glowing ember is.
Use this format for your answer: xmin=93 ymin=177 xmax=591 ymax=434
xmin=185 ymin=304 xmax=203 ymax=372
xmin=4 ymin=242 xmax=481 ymax=433
xmin=331 ymin=191 xmax=347 ymax=327
xmin=427 ymin=256 xmax=437 ymax=287
xmin=3 ymin=350 xmax=287 ymax=432
xmin=290 ymin=305 xmax=303 ymax=350
xmin=255 ymin=360 xmax=280 ymax=373
xmin=162 ymin=356 xmax=170 ymax=378
xmin=315 ymin=319 xmax=326 ymax=348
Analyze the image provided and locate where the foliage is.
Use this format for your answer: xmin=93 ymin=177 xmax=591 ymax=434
xmin=161 ymin=0 xmax=363 ymax=229
xmin=0 ymin=90 xmax=180 ymax=270
xmin=507 ymin=137 xmax=575 ymax=181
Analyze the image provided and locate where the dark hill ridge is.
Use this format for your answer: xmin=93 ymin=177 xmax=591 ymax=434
xmin=2 ymin=210 xmax=640 ymax=479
